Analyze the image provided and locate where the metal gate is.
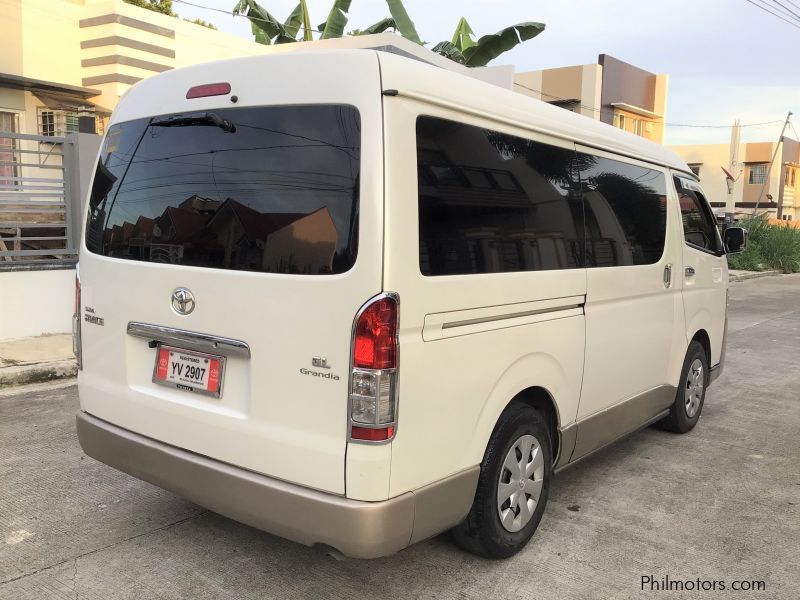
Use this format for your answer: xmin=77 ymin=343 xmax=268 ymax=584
xmin=0 ymin=131 xmax=75 ymax=268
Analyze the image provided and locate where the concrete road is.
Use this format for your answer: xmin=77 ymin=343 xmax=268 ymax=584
xmin=2 ymin=275 xmax=799 ymax=600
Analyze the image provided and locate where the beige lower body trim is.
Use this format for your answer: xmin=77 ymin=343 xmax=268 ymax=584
xmin=76 ymin=411 xmax=478 ymax=559
xmin=554 ymin=423 xmax=577 ymax=471
xmin=570 ymin=384 xmax=676 ymax=462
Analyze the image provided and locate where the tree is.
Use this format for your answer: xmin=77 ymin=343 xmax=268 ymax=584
xmin=123 ymin=0 xmax=175 ymax=16
xmin=232 ymin=0 xmax=544 ymax=67
xmin=185 ymin=17 xmax=218 ymax=30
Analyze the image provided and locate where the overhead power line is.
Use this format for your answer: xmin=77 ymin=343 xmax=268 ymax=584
xmin=176 ymin=0 xmax=791 ymax=132
xmin=764 ymin=0 xmax=800 ymax=22
xmin=512 ymin=81 xmax=784 ymax=129
xmin=173 ymin=0 xmax=327 ymax=34
xmin=744 ymin=0 xmax=800 ymax=29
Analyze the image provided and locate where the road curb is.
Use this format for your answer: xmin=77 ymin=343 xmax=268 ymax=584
xmin=0 ymin=359 xmax=77 ymax=388
xmin=729 ymin=270 xmax=782 ymax=283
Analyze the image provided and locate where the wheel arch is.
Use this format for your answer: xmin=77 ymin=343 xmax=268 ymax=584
xmin=467 ymin=351 xmax=580 ymax=473
xmin=690 ymin=328 xmax=711 ymax=363
xmin=508 ymin=387 xmax=561 ymax=465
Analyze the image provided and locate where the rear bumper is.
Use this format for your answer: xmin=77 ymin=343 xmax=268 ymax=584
xmin=76 ymin=411 xmax=478 ymax=558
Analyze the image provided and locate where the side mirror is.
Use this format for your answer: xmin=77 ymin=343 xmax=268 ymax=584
xmin=724 ymin=227 xmax=748 ymax=254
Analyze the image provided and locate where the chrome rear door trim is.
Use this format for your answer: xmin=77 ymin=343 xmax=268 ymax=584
xmin=127 ymin=322 xmax=251 ymax=358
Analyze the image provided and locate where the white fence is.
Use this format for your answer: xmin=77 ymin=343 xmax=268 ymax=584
xmin=0 ymin=131 xmax=101 ymax=340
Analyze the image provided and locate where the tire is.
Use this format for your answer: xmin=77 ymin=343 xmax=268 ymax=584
xmin=452 ymin=403 xmax=552 ymax=559
xmin=658 ymin=340 xmax=709 ymax=433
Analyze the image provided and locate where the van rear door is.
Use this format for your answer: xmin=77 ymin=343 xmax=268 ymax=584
xmin=77 ymin=53 xmax=383 ymax=495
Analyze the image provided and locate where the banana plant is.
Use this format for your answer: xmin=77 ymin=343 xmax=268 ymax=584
xmin=233 ymin=0 xmax=545 ymax=68
xmin=232 ymin=0 xmax=296 ymax=44
xmin=232 ymin=0 xmax=353 ymax=44
xmin=432 ymin=18 xmax=545 ymax=67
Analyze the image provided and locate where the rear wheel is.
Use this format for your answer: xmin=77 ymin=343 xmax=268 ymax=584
xmin=452 ymin=403 xmax=552 ymax=559
xmin=659 ymin=340 xmax=708 ymax=433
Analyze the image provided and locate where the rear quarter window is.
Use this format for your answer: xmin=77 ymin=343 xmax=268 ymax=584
xmin=577 ymin=153 xmax=668 ymax=267
xmin=416 ymin=116 xmax=584 ymax=276
xmin=86 ymin=105 xmax=361 ymax=275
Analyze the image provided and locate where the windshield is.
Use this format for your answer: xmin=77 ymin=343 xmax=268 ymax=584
xmin=85 ymin=105 xmax=361 ymax=275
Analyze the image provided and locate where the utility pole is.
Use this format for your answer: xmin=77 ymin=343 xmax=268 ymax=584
xmin=726 ymin=120 xmax=741 ymax=225
xmin=753 ymin=111 xmax=792 ymax=217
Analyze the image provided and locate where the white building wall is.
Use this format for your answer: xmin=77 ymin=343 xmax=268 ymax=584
xmin=0 ymin=269 xmax=75 ymax=340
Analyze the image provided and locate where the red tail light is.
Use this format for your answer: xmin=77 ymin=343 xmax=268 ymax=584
xmin=72 ymin=265 xmax=82 ymax=370
xmin=353 ymin=297 xmax=397 ymax=369
xmin=351 ymin=426 xmax=395 ymax=442
xmin=349 ymin=294 xmax=399 ymax=442
xmin=186 ymin=82 xmax=231 ymax=99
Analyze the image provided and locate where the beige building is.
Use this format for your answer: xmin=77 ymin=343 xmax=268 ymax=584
xmin=0 ymin=0 xmax=521 ymax=146
xmin=0 ymin=0 xmax=267 ymax=144
xmin=671 ymin=138 xmax=800 ymax=220
xmin=514 ymin=54 xmax=668 ymax=144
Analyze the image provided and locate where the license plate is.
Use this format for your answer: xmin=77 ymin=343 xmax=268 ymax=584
xmin=152 ymin=345 xmax=225 ymax=397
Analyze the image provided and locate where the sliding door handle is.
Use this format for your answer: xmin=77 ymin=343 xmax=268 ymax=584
xmin=663 ymin=264 xmax=672 ymax=288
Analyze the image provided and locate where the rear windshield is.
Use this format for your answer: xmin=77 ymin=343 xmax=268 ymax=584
xmin=85 ymin=105 xmax=360 ymax=275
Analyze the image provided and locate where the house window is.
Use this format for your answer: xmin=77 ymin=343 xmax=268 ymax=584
xmin=37 ymin=107 xmax=84 ymax=137
xmin=39 ymin=110 xmax=56 ymax=136
xmin=0 ymin=110 xmax=20 ymax=185
xmin=689 ymin=164 xmax=702 ymax=176
xmin=748 ymin=163 xmax=768 ymax=185
xmin=613 ymin=113 xmax=649 ymax=138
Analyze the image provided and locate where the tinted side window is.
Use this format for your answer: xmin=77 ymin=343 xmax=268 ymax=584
xmin=416 ymin=117 xmax=583 ymax=276
xmin=675 ymin=177 xmax=722 ymax=253
xmin=86 ymin=105 xmax=360 ymax=275
xmin=577 ymin=153 xmax=667 ymax=267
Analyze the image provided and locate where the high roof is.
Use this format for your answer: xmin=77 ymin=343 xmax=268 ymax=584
xmin=376 ymin=51 xmax=691 ymax=175
xmin=114 ymin=47 xmax=691 ymax=176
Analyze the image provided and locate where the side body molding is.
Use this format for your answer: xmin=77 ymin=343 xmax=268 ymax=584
xmin=569 ymin=384 xmax=676 ymax=464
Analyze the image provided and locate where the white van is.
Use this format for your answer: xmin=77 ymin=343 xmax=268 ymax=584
xmin=74 ymin=50 xmax=746 ymax=559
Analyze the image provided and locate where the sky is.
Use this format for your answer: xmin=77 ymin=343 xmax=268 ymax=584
xmin=172 ymin=0 xmax=800 ymax=146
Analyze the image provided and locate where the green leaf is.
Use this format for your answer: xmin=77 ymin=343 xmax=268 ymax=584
xmin=233 ymin=0 xmax=291 ymax=45
xmin=431 ymin=41 xmax=465 ymax=64
xmin=251 ymin=21 xmax=270 ymax=44
xmin=384 ymin=0 xmax=421 ymax=44
xmin=450 ymin=17 xmax=475 ymax=51
xmin=462 ymin=22 xmax=545 ymax=67
xmin=321 ymin=0 xmax=352 ymax=39
xmin=283 ymin=3 xmax=303 ymax=39
xmin=299 ymin=0 xmax=313 ymax=41
xmin=352 ymin=17 xmax=396 ymax=35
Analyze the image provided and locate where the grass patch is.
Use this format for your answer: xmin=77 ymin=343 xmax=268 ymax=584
xmin=727 ymin=215 xmax=800 ymax=273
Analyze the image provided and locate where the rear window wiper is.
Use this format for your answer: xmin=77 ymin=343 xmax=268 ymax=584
xmin=150 ymin=112 xmax=236 ymax=133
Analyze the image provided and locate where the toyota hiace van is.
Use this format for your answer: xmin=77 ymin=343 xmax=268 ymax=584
xmin=75 ymin=50 xmax=746 ymax=559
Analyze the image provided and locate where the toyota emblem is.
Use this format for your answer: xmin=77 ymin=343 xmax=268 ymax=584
xmin=171 ymin=288 xmax=195 ymax=315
